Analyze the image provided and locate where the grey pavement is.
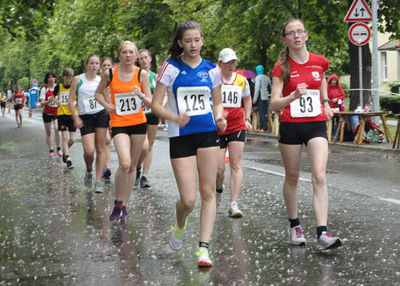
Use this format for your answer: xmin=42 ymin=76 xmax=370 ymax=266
xmin=0 ymin=108 xmax=399 ymax=285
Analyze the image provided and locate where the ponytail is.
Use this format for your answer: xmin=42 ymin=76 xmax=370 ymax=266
xmin=279 ymin=46 xmax=290 ymax=83
xmin=169 ymin=21 xmax=202 ymax=61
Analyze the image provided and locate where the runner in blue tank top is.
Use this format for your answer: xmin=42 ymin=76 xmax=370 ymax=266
xmin=151 ymin=20 xmax=227 ymax=268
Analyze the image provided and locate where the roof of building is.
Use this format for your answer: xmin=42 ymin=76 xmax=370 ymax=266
xmin=378 ymin=40 xmax=400 ymax=51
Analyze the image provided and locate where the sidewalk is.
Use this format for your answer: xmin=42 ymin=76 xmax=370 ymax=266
xmin=249 ymin=131 xmax=400 ymax=153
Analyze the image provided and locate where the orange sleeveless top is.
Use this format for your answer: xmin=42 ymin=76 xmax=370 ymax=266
xmin=109 ymin=65 xmax=147 ymax=127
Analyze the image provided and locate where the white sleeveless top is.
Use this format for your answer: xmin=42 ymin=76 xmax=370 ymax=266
xmin=76 ymin=74 xmax=103 ymax=115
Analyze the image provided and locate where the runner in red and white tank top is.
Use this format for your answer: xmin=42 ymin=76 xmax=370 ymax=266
xmin=270 ymin=19 xmax=342 ymax=250
xmin=39 ymin=72 xmax=62 ymax=158
xmin=215 ymin=48 xmax=252 ymax=219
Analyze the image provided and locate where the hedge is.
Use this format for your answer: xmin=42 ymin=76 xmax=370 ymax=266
xmin=380 ymin=95 xmax=400 ymax=114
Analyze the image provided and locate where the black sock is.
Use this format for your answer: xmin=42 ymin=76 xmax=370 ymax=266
xmin=199 ymin=242 xmax=209 ymax=249
xmin=115 ymin=200 xmax=123 ymax=207
xmin=317 ymin=226 xmax=328 ymax=238
xmin=57 ymin=147 xmax=61 ymax=151
xmin=49 ymin=149 xmax=54 ymax=153
xmin=289 ymin=218 xmax=300 ymax=228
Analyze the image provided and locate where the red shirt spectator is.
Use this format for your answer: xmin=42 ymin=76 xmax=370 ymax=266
xmin=327 ymin=74 xmax=346 ymax=109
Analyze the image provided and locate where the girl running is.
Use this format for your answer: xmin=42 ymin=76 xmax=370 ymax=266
xmin=69 ymin=55 xmax=109 ymax=193
xmin=13 ymin=86 xmax=25 ymax=127
xmin=270 ymin=19 xmax=342 ymax=250
xmin=151 ymin=21 xmax=226 ymax=268
xmin=215 ymin=48 xmax=252 ymax=218
xmin=95 ymin=41 xmax=152 ymax=221
xmin=135 ymin=49 xmax=159 ymax=189
xmin=1 ymin=92 xmax=7 ymax=117
xmin=39 ymin=73 xmax=62 ymax=157
xmin=100 ymin=57 xmax=113 ymax=183
xmin=54 ymin=68 xmax=76 ymax=169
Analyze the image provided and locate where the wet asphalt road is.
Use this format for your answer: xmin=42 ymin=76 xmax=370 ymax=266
xmin=0 ymin=109 xmax=400 ymax=285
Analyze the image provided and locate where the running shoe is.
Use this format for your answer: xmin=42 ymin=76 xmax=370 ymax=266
xmin=57 ymin=149 xmax=63 ymax=157
xmin=84 ymin=171 xmax=93 ymax=188
xmin=49 ymin=152 xmax=55 ymax=159
xmin=94 ymin=181 xmax=103 ymax=193
xmin=288 ymin=225 xmax=306 ymax=246
xmin=62 ymin=154 xmax=67 ymax=163
xmin=135 ymin=167 xmax=141 ymax=186
xmin=121 ymin=206 xmax=131 ymax=220
xmin=109 ymin=205 xmax=122 ymax=221
xmin=196 ymin=247 xmax=213 ymax=268
xmin=317 ymin=231 xmax=342 ymax=250
xmin=168 ymin=218 xmax=187 ymax=252
xmin=103 ymin=168 xmax=112 ymax=183
xmin=216 ymin=184 xmax=225 ymax=194
xmin=66 ymin=159 xmax=73 ymax=169
xmin=140 ymin=175 xmax=151 ymax=189
xmin=228 ymin=202 xmax=243 ymax=218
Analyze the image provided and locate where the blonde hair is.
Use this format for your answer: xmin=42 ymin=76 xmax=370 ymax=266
xmin=117 ymin=41 xmax=139 ymax=59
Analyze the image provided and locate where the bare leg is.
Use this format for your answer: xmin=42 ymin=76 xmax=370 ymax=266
xmin=227 ymin=141 xmax=244 ymax=203
xmin=306 ymin=137 xmax=329 ymax=226
xmin=279 ymin=143 xmax=303 ymax=220
xmin=142 ymin=124 xmax=158 ymax=175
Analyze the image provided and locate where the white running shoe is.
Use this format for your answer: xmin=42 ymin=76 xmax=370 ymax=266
xmin=288 ymin=225 xmax=306 ymax=246
xmin=196 ymin=247 xmax=213 ymax=268
xmin=228 ymin=202 xmax=243 ymax=218
xmin=168 ymin=219 xmax=187 ymax=252
xmin=317 ymin=231 xmax=342 ymax=250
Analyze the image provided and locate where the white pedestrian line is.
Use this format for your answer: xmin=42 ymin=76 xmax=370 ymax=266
xmin=244 ymin=164 xmax=312 ymax=183
xmin=245 ymin=164 xmax=400 ymax=205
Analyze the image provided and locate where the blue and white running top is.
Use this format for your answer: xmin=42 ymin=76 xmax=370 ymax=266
xmin=157 ymin=58 xmax=222 ymax=138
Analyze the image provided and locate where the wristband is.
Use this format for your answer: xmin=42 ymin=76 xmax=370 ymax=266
xmin=140 ymin=93 xmax=146 ymax=99
xmin=216 ymin=118 xmax=223 ymax=124
xmin=323 ymin=98 xmax=330 ymax=104
xmin=245 ymin=118 xmax=251 ymax=123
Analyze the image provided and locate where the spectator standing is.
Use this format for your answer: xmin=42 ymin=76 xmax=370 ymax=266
xmin=253 ymin=65 xmax=271 ymax=132
xmin=327 ymin=74 xmax=346 ymax=110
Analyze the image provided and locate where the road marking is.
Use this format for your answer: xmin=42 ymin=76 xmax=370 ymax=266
xmin=245 ymin=164 xmax=400 ymax=205
xmin=245 ymin=165 xmax=312 ymax=183
xmin=378 ymin=197 xmax=400 ymax=205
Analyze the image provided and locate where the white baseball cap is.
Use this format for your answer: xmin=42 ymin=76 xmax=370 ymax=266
xmin=218 ymin=48 xmax=239 ymax=63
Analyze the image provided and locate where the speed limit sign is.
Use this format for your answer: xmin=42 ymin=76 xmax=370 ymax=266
xmin=348 ymin=23 xmax=371 ymax=46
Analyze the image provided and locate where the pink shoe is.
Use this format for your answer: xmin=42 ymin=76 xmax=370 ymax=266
xmin=49 ymin=152 xmax=55 ymax=158
xmin=57 ymin=149 xmax=63 ymax=157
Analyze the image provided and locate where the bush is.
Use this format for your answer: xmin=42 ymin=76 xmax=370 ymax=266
xmin=388 ymin=82 xmax=400 ymax=94
xmin=380 ymin=95 xmax=400 ymax=114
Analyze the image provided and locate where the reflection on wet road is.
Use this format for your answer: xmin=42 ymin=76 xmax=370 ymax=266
xmin=0 ymin=112 xmax=399 ymax=285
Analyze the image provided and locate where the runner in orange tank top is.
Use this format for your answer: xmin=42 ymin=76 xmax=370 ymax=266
xmin=95 ymin=40 xmax=152 ymax=221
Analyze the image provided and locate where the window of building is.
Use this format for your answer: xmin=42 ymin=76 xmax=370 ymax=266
xmin=381 ymin=52 xmax=387 ymax=82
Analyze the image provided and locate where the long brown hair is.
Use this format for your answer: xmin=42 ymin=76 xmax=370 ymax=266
xmin=169 ymin=21 xmax=202 ymax=61
xmin=279 ymin=19 xmax=305 ymax=83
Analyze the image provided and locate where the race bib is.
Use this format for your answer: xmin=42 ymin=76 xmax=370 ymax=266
xmin=59 ymin=91 xmax=69 ymax=105
xmin=176 ymin=86 xmax=211 ymax=116
xmin=222 ymin=85 xmax=242 ymax=108
xmin=83 ymin=96 xmax=102 ymax=113
xmin=15 ymin=98 xmax=22 ymax=105
xmin=115 ymin=92 xmax=141 ymax=116
xmin=290 ymin=89 xmax=321 ymax=118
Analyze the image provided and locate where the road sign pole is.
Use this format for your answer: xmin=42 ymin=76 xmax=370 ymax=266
xmin=372 ymin=0 xmax=379 ymax=112
xmin=358 ymin=46 xmax=363 ymax=108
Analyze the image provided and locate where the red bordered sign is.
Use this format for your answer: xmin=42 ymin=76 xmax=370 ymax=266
xmin=348 ymin=23 xmax=371 ymax=46
xmin=344 ymin=0 xmax=372 ymax=22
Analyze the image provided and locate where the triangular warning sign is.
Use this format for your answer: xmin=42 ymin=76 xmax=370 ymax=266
xmin=344 ymin=0 xmax=372 ymax=22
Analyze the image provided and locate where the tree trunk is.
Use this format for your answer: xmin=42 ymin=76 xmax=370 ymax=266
xmin=348 ymin=41 xmax=372 ymax=111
